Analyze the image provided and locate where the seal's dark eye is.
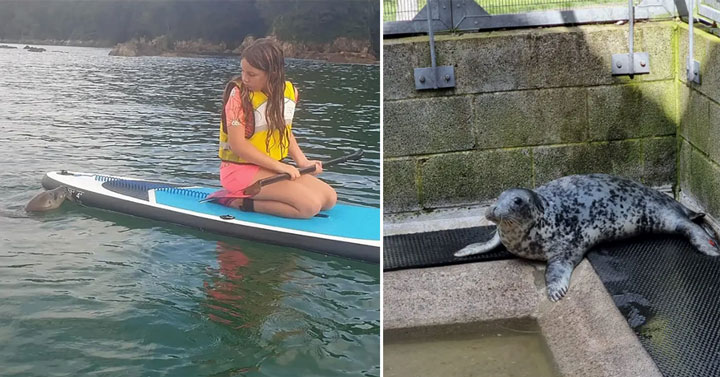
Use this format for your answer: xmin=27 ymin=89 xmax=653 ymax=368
xmin=513 ymin=197 xmax=523 ymax=206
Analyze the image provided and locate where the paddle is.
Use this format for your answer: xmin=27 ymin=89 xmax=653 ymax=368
xmin=241 ymin=149 xmax=364 ymax=196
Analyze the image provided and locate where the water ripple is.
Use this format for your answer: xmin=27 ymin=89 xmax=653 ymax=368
xmin=0 ymin=44 xmax=379 ymax=376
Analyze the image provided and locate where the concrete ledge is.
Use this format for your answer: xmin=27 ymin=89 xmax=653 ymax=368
xmin=384 ymin=203 xmax=492 ymax=236
xmin=384 ymin=260 xmax=662 ymax=377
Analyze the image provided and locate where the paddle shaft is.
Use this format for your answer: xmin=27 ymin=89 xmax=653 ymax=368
xmin=243 ymin=149 xmax=363 ymax=195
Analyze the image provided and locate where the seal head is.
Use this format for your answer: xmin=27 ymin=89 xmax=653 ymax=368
xmin=25 ymin=186 xmax=68 ymax=212
xmin=486 ymin=188 xmax=544 ymax=224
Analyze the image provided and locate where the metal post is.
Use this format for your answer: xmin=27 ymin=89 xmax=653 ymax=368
xmin=426 ymin=2 xmax=438 ymax=88
xmin=687 ymin=0 xmax=701 ymax=83
xmin=628 ymin=0 xmax=634 ymax=74
xmin=413 ymin=0 xmax=455 ymax=90
xmin=611 ymin=0 xmax=650 ymax=76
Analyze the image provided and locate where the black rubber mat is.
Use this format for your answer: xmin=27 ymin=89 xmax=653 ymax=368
xmin=383 ymin=226 xmax=514 ymax=270
xmin=587 ymin=236 xmax=720 ymax=377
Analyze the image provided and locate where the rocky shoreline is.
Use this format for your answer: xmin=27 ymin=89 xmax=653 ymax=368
xmin=0 ymin=39 xmax=113 ymax=48
xmin=0 ymin=36 xmax=378 ymax=64
xmin=108 ymin=35 xmax=377 ymax=64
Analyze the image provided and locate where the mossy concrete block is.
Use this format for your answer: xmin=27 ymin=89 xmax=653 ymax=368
xmin=437 ymin=32 xmax=534 ymax=94
xmin=384 ymin=158 xmax=420 ymax=213
xmin=384 ymin=22 xmax=674 ymax=100
xmin=678 ymin=85 xmax=711 ymax=152
xmin=582 ymin=21 xmax=674 ymax=84
xmin=474 ymin=87 xmax=587 ymax=149
xmin=534 ymin=141 xmax=645 ymax=186
xmin=678 ymin=139 xmax=692 ymax=192
xmin=588 ymin=81 xmax=676 ymax=141
xmin=420 ymin=149 xmax=532 ymax=208
xmin=384 ymin=96 xmax=474 ymax=157
xmin=678 ymin=141 xmax=720 ymax=218
xmin=678 ymin=84 xmax=693 ymax=140
xmin=643 ymin=136 xmax=677 ymax=187
xmin=707 ymin=103 xmax=720 ymax=164
xmin=677 ymin=26 xmax=720 ymax=103
xmin=633 ymin=22 xmax=675 ymax=83
xmin=435 ymin=22 xmax=673 ymax=95
xmin=684 ymin=97 xmax=720 ymax=165
xmin=383 ymin=37 xmax=456 ymax=101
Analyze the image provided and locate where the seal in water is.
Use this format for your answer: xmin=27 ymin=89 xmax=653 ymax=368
xmin=454 ymin=174 xmax=720 ymax=301
xmin=25 ymin=186 xmax=69 ymax=212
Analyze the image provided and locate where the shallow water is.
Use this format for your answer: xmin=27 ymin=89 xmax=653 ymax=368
xmin=384 ymin=321 xmax=560 ymax=377
xmin=0 ymin=44 xmax=380 ymax=376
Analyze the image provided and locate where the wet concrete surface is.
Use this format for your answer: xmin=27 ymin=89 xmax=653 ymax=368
xmin=384 ymin=206 xmax=663 ymax=377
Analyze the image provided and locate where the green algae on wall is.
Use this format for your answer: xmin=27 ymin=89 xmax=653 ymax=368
xmin=383 ymin=21 xmax=711 ymax=214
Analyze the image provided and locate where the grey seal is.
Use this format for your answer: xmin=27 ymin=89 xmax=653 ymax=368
xmin=454 ymin=174 xmax=720 ymax=301
xmin=25 ymin=186 xmax=69 ymax=212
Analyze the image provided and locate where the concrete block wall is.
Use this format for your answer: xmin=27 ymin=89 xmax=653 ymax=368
xmin=677 ymin=24 xmax=720 ymax=219
xmin=384 ymin=22 xmax=680 ymax=214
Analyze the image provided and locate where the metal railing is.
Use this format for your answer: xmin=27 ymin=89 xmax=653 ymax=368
xmin=384 ymin=0 xmax=677 ymax=36
xmin=384 ymin=0 xmax=628 ymax=21
xmin=700 ymin=0 xmax=720 ymax=23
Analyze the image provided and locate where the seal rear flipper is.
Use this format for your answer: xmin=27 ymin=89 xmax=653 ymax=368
xmin=454 ymin=230 xmax=501 ymax=257
xmin=677 ymin=219 xmax=720 ymax=257
xmin=689 ymin=211 xmax=705 ymax=222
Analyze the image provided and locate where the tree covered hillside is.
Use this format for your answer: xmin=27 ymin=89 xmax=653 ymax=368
xmin=0 ymin=0 xmax=379 ymax=57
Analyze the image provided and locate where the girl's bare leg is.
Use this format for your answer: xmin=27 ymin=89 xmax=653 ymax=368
xmin=226 ymin=168 xmax=335 ymax=218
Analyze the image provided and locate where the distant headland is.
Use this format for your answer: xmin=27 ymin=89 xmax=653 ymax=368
xmin=108 ymin=35 xmax=377 ymax=64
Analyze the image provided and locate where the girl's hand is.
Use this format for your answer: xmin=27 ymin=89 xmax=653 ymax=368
xmin=278 ymin=163 xmax=301 ymax=180
xmin=300 ymin=160 xmax=323 ymax=175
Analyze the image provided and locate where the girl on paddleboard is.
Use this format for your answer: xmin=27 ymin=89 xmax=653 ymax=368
xmin=214 ymin=38 xmax=337 ymax=218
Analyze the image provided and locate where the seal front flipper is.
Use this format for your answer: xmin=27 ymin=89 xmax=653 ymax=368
xmin=545 ymin=252 xmax=584 ymax=302
xmin=454 ymin=230 xmax=501 ymax=257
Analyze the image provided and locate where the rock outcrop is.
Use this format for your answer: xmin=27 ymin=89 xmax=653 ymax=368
xmin=110 ymin=35 xmax=377 ymax=64
xmin=23 ymin=45 xmax=46 ymax=52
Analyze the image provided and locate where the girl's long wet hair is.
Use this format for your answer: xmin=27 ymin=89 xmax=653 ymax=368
xmin=221 ymin=38 xmax=288 ymax=156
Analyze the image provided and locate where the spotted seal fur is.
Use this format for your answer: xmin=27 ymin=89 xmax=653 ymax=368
xmin=454 ymin=174 xmax=720 ymax=301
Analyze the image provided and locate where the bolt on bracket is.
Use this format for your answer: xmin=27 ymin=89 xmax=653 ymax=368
xmin=687 ymin=58 xmax=701 ymax=84
xmin=414 ymin=66 xmax=455 ymax=90
xmin=414 ymin=0 xmax=455 ymax=90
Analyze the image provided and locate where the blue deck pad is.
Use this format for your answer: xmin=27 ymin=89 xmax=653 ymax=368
xmin=153 ymin=187 xmax=380 ymax=241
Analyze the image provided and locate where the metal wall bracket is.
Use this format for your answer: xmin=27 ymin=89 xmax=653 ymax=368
xmin=414 ymin=66 xmax=456 ymax=90
xmin=414 ymin=0 xmax=455 ymax=90
xmin=688 ymin=58 xmax=701 ymax=83
xmin=612 ymin=52 xmax=651 ymax=75
xmin=687 ymin=0 xmax=701 ymax=84
xmin=611 ymin=0 xmax=651 ymax=77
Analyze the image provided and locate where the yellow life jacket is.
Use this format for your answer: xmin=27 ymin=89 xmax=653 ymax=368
xmin=218 ymin=80 xmax=297 ymax=163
